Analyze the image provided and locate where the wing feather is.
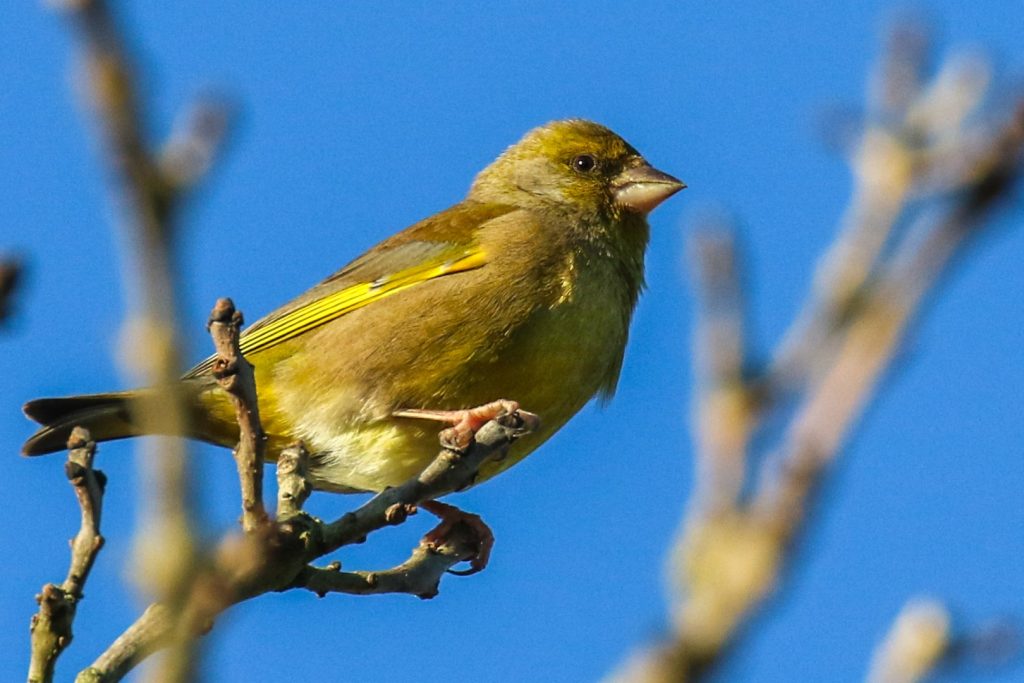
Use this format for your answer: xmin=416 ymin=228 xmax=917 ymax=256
xmin=183 ymin=201 xmax=512 ymax=379
xmin=185 ymin=247 xmax=486 ymax=378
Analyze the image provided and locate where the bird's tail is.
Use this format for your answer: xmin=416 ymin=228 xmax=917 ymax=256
xmin=22 ymin=392 xmax=142 ymax=455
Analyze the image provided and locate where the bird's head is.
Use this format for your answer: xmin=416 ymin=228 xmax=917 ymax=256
xmin=469 ymin=119 xmax=685 ymax=220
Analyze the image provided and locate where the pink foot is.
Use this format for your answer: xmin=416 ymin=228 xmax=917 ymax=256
xmin=394 ymin=399 xmax=521 ymax=449
xmin=420 ymin=500 xmax=494 ymax=575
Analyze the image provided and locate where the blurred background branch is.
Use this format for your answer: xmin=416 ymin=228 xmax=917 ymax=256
xmin=54 ymin=0 xmax=231 ymax=679
xmin=866 ymin=599 xmax=1022 ymax=683
xmin=610 ymin=25 xmax=1023 ymax=683
xmin=867 ymin=599 xmax=951 ymax=683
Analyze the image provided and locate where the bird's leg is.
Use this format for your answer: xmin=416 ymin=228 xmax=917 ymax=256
xmin=394 ymin=398 xmax=520 ymax=449
xmin=396 ymin=398 xmax=533 ymax=573
xmin=420 ymin=500 xmax=494 ymax=575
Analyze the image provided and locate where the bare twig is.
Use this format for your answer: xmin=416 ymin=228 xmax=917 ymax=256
xmin=77 ymin=604 xmax=173 ymax=683
xmin=294 ymin=525 xmax=481 ymax=600
xmin=208 ymin=298 xmax=268 ymax=532
xmin=28 ymin=428 xmax=106 ymax=683
xmin=275 ymin=442 xmax=312 ymax=521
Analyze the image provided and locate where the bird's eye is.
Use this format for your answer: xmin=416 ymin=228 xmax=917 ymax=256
xmin=570 ymin=154 xmax=598 ymax=174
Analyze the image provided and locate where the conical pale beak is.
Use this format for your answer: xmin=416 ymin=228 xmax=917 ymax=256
xmin=612 ymin=164 xmax=686 ymax=214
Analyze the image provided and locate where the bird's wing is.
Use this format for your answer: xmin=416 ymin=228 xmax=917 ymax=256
xmin=184 ymin=202 xmax=514 ymax=379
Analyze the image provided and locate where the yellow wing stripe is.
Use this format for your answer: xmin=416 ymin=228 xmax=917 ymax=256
xmin=237 ymin=248 xmax=486 ymax=358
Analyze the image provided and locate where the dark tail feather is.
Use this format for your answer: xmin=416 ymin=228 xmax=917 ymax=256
xmin=22 ymin=393 xmax=139 ymax=455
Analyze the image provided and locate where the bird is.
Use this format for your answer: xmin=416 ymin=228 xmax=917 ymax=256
xmin=23 ymin=119 xmax=683 ymax=566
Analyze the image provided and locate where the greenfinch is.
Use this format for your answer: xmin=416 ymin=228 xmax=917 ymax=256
xmin=23 ymin=119 xmax=684 ymax=494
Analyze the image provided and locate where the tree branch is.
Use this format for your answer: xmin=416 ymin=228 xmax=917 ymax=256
xmin=687 ymin=226 xmax=755 ymax=514
xmin=320 ymin=412 xmax=538 ymax=554
xmin=293 ymin=524 xmax=480 ymax=600
xmin=77 ymin=605 xmax=172 ymax=683
xmin=275 ymin=442 xmax=312 ymax=522
xmin=207 ymin=298 xmax=268 ymax=532
xmin=28 ymin=428 xmax=106 ymax=683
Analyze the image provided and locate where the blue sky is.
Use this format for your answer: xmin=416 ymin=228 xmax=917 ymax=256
xmin=2 ymin=2 xmax=1022 ymax=682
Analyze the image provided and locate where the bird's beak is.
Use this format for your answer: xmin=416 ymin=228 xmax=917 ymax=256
xmin=611 ymin=163 xmax=686 ymax=214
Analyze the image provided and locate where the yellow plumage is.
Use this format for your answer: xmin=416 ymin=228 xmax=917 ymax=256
xmin=23 ymin=119 xmax=684 ymax=494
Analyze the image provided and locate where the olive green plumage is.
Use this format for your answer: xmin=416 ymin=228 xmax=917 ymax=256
xmin=23 ymin=119 xmax=684 ymax=493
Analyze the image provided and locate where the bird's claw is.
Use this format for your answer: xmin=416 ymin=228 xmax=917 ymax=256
xmin=420 ymin=500 xmax=493 ymax=575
